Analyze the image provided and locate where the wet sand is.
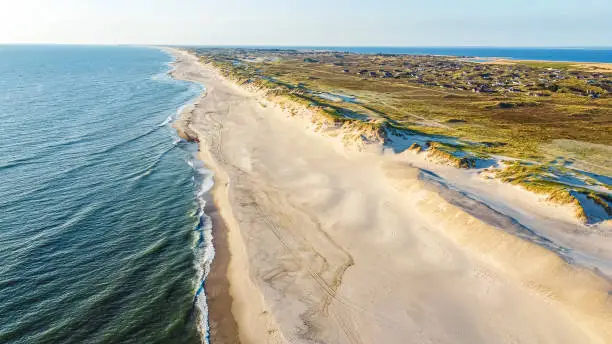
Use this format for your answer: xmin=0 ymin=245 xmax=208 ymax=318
xmin=168 ymin=48 xmax=612 ymax=344
xmin=203 ymin=197 xmax=240 ymax=344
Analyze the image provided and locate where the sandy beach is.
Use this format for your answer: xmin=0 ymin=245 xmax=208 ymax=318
xmin=483 ymin=58 xmax=612 ymax=72
xmin=168 ymin=48 xmax=612 ymax=344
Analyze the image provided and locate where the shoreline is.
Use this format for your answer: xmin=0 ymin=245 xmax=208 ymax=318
xmin=202 ymin=191 xmax=240 ymax=343
xmin=168 ymin=50 xmax=280 ymax=344
xmin=168 ymin=47 xmax=612 ymax=344
xmin=163 ymin=48 xmax=241 ymax=343
xmin=480 ymin=58 xmax=612 ymax=72
xmin=167 ymin=60 xmax=241 ymax=343
xmin=163 ymin=50 xmax=239 ymax=343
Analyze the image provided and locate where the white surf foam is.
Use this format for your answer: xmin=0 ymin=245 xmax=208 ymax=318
xmin=157 ymin=47 xmax=212 ymax=343
xmin=191 ymin=157 xmax=216 ymax=344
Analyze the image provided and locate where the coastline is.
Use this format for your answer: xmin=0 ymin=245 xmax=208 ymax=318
xmin=162 ymin=49 xmax=236 ymax=343
xmin=168 ymin=49 xmax=281 ymax=344
xmin=482 ymin=58 xmax=612 ymax=72
xmin=167 ymin=58 xmax=241 ymax=343
xmin=201 ymin=190 xmax=240 ymax=343
xmin=167 ymin=47 xmax=612 ymax=344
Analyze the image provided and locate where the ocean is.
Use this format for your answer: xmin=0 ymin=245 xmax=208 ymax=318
xmin=202 ymin=46 xmax=612 ymax=63
xmin=0 ymin=46 xmax=210 ymax=343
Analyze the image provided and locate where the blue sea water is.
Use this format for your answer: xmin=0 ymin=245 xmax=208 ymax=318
xmin=202 ymin=46 xmax=612 ymax=63
xmin=0 ymin=46 xmax=209 ymax=343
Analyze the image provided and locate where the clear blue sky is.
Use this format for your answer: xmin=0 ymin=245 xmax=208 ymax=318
xmin=0 ymin=0 xmax=610 ymax=46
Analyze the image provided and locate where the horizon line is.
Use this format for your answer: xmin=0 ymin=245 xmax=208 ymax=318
xmin=1 ymin=43 xmax=612 ymax=49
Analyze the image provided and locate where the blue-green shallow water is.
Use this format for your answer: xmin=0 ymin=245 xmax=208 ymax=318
xmin=0 ymin=46 xmax=209 ymax=343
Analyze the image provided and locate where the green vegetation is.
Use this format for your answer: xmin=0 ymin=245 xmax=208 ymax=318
xmin=195 ymin=48 xmax=611 ymax=158
xmin=494 ymin=161 xmax=612 ymax=222
xmin=426 ymin=141 xmax=476 ymax=168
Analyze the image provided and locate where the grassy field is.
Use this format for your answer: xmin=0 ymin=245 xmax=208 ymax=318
xmin=197 ymin=49 xmax=611 ymax=160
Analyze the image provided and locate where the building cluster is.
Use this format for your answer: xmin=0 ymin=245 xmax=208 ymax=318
xmin=194 ymin=48 xmax=611 ymax=98
xmin=343 ymin=57 xmax=610 ymax=97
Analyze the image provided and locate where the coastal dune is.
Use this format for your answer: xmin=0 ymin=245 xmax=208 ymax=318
xmin=169 ymin=49 xmax=612 ymax=344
